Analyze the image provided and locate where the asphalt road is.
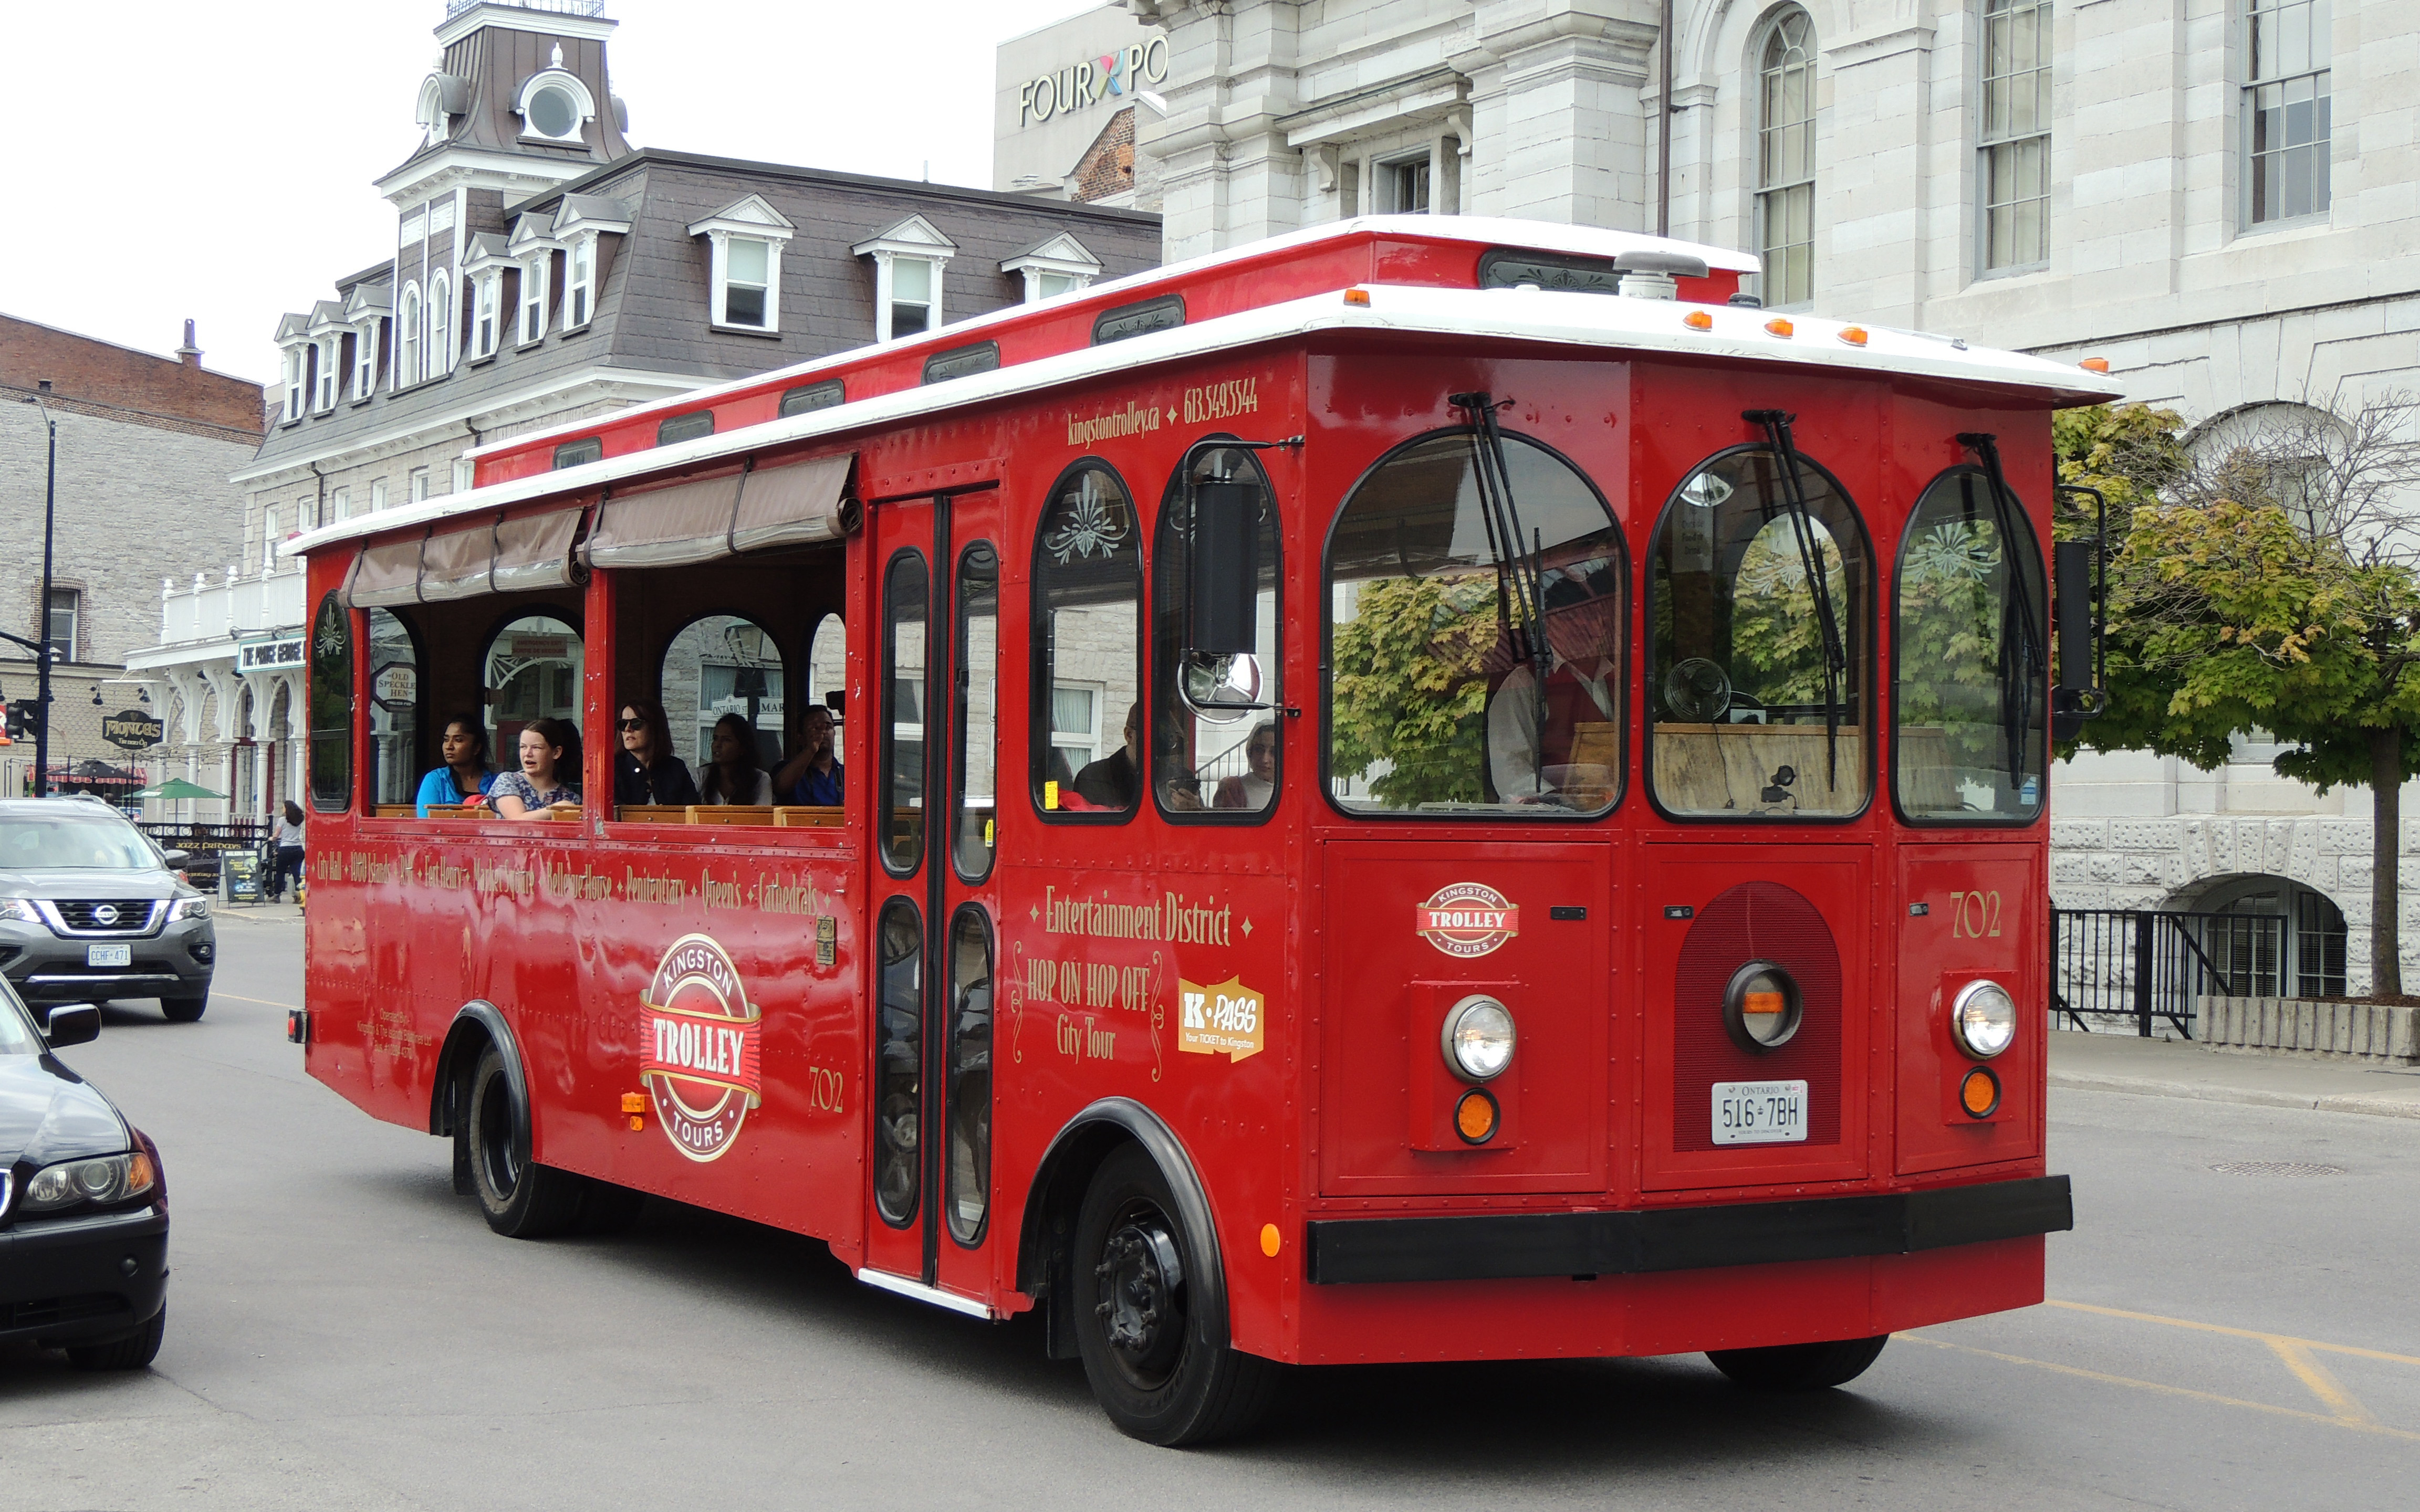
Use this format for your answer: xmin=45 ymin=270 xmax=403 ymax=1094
xmin=5 ymin=910 xmax=2418 ymax=1510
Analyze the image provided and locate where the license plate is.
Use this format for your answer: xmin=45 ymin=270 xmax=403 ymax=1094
xmin=87 ymin=943 xmax=131 ymax=968
xmin=1712 ymin=1079 xmax=1808 ymax=1145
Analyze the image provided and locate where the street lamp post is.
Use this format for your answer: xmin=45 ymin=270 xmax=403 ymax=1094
xmin=23 ymin=396 xmax=58 ymax=798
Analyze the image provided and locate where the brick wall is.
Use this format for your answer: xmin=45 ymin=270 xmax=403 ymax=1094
xmin=0 ymin=314 xmax=266 ymax=437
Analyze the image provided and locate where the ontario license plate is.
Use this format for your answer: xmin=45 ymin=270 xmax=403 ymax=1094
xmin=1712 ymin=1080 xmax=1808 ymax=1145
xmin=87 ymin=943 xmax=132 ymax=968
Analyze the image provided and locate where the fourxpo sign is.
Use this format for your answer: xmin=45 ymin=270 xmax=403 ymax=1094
xmin=1017 ymin=36 xmax=1170 ymax=127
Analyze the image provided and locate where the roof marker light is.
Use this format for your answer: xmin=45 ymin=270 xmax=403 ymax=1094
xmin=1838 ymin=325 xmax=1869 ymax=346
xmin=1764 ymin=317 xmax=1795 ymax=338
xmin=1683 ymin=310 xmax=1714 ymax=331
xmin=1343 ymin=288 xmax=1371 ymax=307
xmin=2079 ymin=356 xmax=2110 ymax=373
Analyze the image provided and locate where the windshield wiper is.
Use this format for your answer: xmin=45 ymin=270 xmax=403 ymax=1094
xmin=1452 ymin=391 xmax=1551 ymax=792
xmin=1744 ymin=410 xmax=1848 ymax=787
xmin=1957 ymin=433 xmax=2047 ymax=790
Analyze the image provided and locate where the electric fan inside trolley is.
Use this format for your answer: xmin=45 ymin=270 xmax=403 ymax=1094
xmin=1664 ymin=657 xmax=1733 ymax=721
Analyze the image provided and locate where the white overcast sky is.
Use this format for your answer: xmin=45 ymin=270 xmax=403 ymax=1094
xmin=0 ymin=0 xmax=1105 ymax=387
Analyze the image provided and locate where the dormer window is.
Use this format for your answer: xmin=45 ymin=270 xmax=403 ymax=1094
xmin=400 ymin=284 xmax=422 ymax=386
xmin=474 ymin=275 xmax=499 ymax=358
xmin=429 ymin=271 xmax=455 ymax=376
xmin=315 ymin=339 xmax=339 ymax=412
xmin=520 ymin=257 xmax=549 ymax=344
xmin=514 ymin=68 xmax=596 ymax=144
xmin=853 ymin=215 xmax=958 ymax=343
xmin=566 ymin=239 xmax=595 ymax=329
xmin=689 ymin=195 xmax=795 ymax=334
xmin=281 ymin=346 xmax=305 ymax=423
xmin=415 ymin=72 xmax=467 ymax=148
xmin=1000 ymin=232 xmax=1103 ymax=304
xmin=352 ymin=322 xmax=378 ymax=399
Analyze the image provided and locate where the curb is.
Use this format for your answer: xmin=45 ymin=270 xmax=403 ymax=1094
xmin=2051 ymin=1070 xmax=2420 ymax=1120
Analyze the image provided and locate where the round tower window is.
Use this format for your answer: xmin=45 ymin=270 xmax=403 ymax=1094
xmin=527 ymin=85 xmax=579 ymax=139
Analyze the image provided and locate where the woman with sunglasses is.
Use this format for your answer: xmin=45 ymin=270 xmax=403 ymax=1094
xmin=612 ymin=700 xmax=700 ymax=808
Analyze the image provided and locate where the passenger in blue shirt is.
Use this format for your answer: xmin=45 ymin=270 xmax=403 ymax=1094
xmin=772 ymin=705 xmax=843 ymax=806
xmin=415 ymin=716 xmax=497 ymax=816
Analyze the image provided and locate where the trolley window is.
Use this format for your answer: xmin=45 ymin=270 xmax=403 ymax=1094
xmin=1031 ymin=461 xmax=1142 ymax=818
xmin=882 ymin=552 xmax=931 ymax=874
xmin=945 ymin=905 xmax=993 ymax=1245
xmin=1326 ymin=430 xmax=1624 ymax=817
xmin=483 ymin=613 xmax=583 ymax=760
xmin=308 ymin=591 xmax=352 ymax=812
xmin=874 ymin=897 xmax=922 ymax=1227
xmin=1155 ymin=442 xmax=1281 ymax=818
xmin=1646 ymin=446 xmax=1871 ymax=819
xmin=1893 ymin=466 xmax=2047 ymax=823
xmin=662 ymin=614 xmax=785 ymax=783
xmin=366 ymin=608 xmax=422 ymax=808
xmin=953 ymin=543 xmax=1000 ymax=879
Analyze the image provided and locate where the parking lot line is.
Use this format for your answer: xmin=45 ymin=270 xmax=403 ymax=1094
xmin=2046 ymin=1299 xmax=2420 ymax=1368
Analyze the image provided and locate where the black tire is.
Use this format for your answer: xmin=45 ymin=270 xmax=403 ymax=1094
xmin=161 ymin=994 xmax=207 ymax=1023
xmin=66 ymin=1304 xmax=166 ymax=1371
xmin=464 ymin=1043 xmax=585 ymax=1238
xmin=1707 ymin=1334 xmax=1889 ymax=1391
xmin=1073 ymin=1143 xmax=1279 ymax=1446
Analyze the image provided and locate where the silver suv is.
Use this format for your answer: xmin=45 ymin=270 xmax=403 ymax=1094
xmin=0 ymin=799 xmax=216 ymax=1022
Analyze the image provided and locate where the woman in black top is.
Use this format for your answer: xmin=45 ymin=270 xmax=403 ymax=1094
xmin=612 ymin=699 xmax=700 ymax=808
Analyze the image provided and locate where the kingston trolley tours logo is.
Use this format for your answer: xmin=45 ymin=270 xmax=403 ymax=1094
xmin=1414 ymin=883 xmax=1521 ymax=958
xmin=639 ymin=934 xmax=763 ymax=1161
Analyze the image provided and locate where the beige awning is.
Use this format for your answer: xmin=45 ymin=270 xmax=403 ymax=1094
xmin=586 ymin=454 xmax=853 ymax=569
xmin=729 ymin=454 xmax=856 ymax=555
xmin=491 ymin=507 xmax=585 ymax=594
xmin=417 ymin=517 xmax=500 ymax=602
xmin=346 ymin=536 xmax=427 ymax=608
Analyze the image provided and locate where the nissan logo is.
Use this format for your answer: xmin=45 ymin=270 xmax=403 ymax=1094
xmin=92 ymin=904 xmax=120 ymax=925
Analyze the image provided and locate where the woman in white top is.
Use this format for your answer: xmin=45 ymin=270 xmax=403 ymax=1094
xmin=697 ymin=713 xmax=775 ymax=806
xmin=267 ymin=801 xmax=307 ymax=900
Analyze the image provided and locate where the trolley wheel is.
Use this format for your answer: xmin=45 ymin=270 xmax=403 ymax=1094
xmin=1706 ymin=1334 xmax=1889 ymax=1391
xmin=1073 ymin=1143 xmax=1278 ymax=1446
xmin=463 ymin=1044 xmax=585 ymax=1239
xmin=65 ymin=1304 xmax=166 ymax=1371
xmin=160 ymin=994 xmax=207 ymax=1023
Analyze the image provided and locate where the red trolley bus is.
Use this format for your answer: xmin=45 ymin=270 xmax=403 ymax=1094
xmin=286 ymin=216 xmax=2119 ymax=1443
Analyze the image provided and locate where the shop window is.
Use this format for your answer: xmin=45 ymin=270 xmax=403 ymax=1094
xmin=1031 ymin=461 xmax=1141 ymax=819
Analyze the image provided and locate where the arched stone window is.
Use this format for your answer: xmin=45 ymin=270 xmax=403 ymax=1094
xmin=1755 ymin=8 xmax=1817 ymax=306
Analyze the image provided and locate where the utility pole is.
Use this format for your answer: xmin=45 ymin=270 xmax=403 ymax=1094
xmin=26 ymin=395 xmax=59 ymax=797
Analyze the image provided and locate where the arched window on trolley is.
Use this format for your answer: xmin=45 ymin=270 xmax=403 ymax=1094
xmin=1645 ymin=442 xmax=1873 ymax=820
xmin=1325 ymin=427 xmax=1626 ymax=817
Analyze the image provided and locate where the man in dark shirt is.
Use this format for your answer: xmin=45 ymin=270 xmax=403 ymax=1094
xmin=773 ymin=705 xmax=844 ymax=806
xmin=1073 ymin=702 xmax=1140 ymax=809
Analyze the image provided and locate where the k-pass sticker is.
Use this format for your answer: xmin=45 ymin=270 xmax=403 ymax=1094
xmin=1178 ymin=975 xmax=1264 ymax=1062
xmin=1415 ymin=883 xmax=1520 ymax=958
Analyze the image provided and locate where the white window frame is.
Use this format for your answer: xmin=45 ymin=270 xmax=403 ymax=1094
xmin=1378 ymin=152 xmax=1434 ymax=214
xmin=1754 ymin=8 xmax=1819 ymax=307
xmin=331 ymin=487 xmax=351 ymax=521
xmin=851 ymin=216 xmax=954 ymax=344
xmin=473 ymin=272 xmax=500 ymax=358
xmin=453 ymin=457 xmax=476 ymax=495
xmin=564 ymin=235 xmax=597 ymax=330
xmin=262 ymin=507 xmax=279 ymax=572
xmin=518 ymin=257 xmax=550 ymax=346
xmin=409 ymin=468 xmax=431 ymax=505
xmin=351 ymin=321 xmax=378 ymax=399
xmin=1048 ymin=680 xmax=1105 ymax=772
xmin=875 ymin=251 xmax=942 ymax=341
xmin=280 ymin=345 xmax=305 ymax=422
xmin=370 ymin=478 xmax=387 ymax=513
xmin=2242 ymin=0 xmax=2333 ymax=228
xmin=44 ymin=587 xmax=77 ymax=664
xmin=399 ymin=284 xmax=423 ymax=386
xmin=1001 ymin=233 xmax=1103 ymax=304
xmin=313 ymin=337 xmax=339 ymax=412
xmin=711 ymin=235 xmax=776 ymax=331
xmin=1978 ymin=0 xmax=2053 ymax=275
xmin=513 ymin=68 xmax=596 ymax=144
xmin=429 ymin=270 xmax=454 ymax=375
xmin=689 ymin=196 xmax=797 ymax=335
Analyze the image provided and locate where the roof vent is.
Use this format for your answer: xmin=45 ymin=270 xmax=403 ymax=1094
xmin=1727 ymin=292 xmax=1764 ymax=308
xmin=1613 ymin=250 xmax=1709 ymax=301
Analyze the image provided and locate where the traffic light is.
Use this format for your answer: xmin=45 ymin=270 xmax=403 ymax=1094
xmin=6 ymin=700 xmax=42 ymax=740
xmin=0 ymin=703 xmax=11 ymax=746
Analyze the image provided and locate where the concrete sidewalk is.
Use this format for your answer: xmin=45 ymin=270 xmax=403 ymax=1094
xmin=2050 ymin=1030 xmax=2420 ymax=1120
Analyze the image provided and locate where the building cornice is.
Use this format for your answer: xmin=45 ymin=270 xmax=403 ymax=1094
xmin=435 ymin=3 xmax=616 ymax=50
xmin=376 ymin=144 xmax=599 ymax=209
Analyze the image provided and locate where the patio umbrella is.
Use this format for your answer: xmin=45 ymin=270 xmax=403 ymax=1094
xmin=130 ymin=776 xmax=225 ymax=825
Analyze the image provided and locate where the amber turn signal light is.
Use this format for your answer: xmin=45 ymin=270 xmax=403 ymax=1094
xmin=1454 ymin=1088 xmax=1501 ymax=1144
xmin=1838 ymin=324 xmax=1869 ymax=345
xmin=2079 ymin=356 xmax=2110 ymax=373
xmin=1764 ymin=317 xmax=1795 ymax=338
xmin=621 ymin=1092 xmax=647 ymax=1114
xmin=1343 ymin=288 xmax=1372 ymax=307
xmin=628 ymin=1115 xmax=646 ymax=1132
xmin=1959 ymin=1066 xmax=2002 ymax=1118
xmin=1683 ymin=310 xmax=1714 ymax=331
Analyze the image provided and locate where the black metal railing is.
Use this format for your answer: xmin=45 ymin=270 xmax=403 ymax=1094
xmin=137 ymin=820 xmax=269 ymax=891
xmin=2049 ymin=909 xmax=2291 ymax=1038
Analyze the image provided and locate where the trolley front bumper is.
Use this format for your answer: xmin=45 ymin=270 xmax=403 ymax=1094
xmin=1304 ymin=1174 xmax=2071 ymax=1285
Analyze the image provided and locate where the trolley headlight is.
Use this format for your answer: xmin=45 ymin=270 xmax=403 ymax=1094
xmin=1441 ymin=995 xmax=1516 ymax=1082
xmin=1950 ymin=980 xmax=2018 ymax=1059
xmin=1722 ymin=961 xmax=1803 ymax=1053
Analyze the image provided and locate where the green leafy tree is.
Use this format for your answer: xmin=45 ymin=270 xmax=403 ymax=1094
xmin=2075 ymin=397 xmax=2420 ymax=995
xmin=1330 ymin=575 xmax=1499 ymax=807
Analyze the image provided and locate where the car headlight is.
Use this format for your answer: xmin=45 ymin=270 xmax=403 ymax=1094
xmin=1951 ymin=980 xmax=2018 ymax=1059
xmin=0 ymin=899 xmax=38 ymax=923
xmin=1441 ymin=994 xmax=1516 ymax=1082
xmin=20 ymin=1150 xmax=158 ymax=1213
xmin=171 ymin=897 xmax=211 ymax=920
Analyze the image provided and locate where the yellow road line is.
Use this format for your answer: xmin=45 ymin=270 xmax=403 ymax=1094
xmin=2048 ymin=1299 xmax=2420 ymax=1369
xmin=1895 ymin=1333 xmax=2420 ymax=1444
xmin=212 ymin=991 xmax=300 ymax=1011
xmin=2268 ymin=1338 xmax=2377 ymax=1427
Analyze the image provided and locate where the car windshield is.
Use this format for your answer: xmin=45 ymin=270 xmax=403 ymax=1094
xmin=0 ymin=813 xmax=160 ymax=870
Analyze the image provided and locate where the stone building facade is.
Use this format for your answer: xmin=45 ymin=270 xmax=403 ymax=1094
xmin=0 ymin=316 xmax=263 ymax=806
xmin=1115 ymin=0 xmax=2420 ymax=992
xmin=135 ymin=0 xmax=1158 ymax=819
